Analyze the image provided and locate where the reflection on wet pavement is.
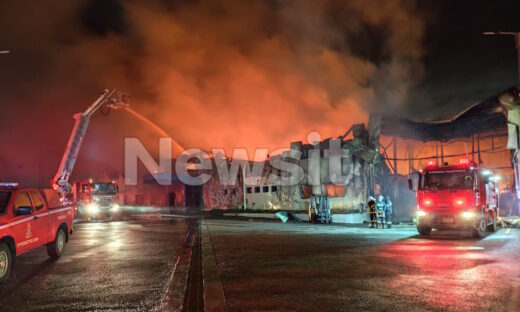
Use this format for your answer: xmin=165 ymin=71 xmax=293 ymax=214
xmin=0 ymin=220 xmax=189 ymax=311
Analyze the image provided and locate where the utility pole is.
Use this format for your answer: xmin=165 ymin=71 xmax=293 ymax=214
xmin=408 ymin=143 xmax=414 ymax=174
xmin=483 ymin=32 xmax=520 ymax=90
xmin=440 ymin=141 xmax=444 ymax=165
xmin=435 ymin=141 xmax=439 ymax=166
xmin=477 ymin=132 xmax=481 ymax=167
xmin=471 ymin=134 xmax=475 ymax=162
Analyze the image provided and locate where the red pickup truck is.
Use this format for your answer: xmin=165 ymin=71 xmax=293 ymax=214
xmin=0 ymin=184 xmax=74 ymax=283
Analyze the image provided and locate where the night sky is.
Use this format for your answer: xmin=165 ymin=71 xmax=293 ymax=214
xmin=0 ymin=0 xmax=519 ymax=185
xmin=408 ymin=0 xmax=520 ymax=118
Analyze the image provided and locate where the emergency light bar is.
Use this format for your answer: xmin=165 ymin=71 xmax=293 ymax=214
xmin=459 ymin=158 xmax=469 ymax=165
xmin=0 ymin=182 xmax=19 ymax=188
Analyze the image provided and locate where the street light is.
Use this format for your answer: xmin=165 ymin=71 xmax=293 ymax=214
xmin=484 ymin=31 xmax=520 ymax=90
xmin=0 ymin=50 xmax=9 ymax=55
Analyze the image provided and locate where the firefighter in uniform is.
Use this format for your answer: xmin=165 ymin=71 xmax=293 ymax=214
xmin=375 ymin=195 xmax=386 ymax=229
xmin=367 ymin=196 xmax=376 ymax=228
xmin=385 ymin=196 xmax=393 ymax=229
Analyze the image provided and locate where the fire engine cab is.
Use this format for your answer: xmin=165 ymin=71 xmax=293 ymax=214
xmin=76 ymin=179 xmax=120 ymax=221
xmin=409 ymin=158 xmax=498 ymax=238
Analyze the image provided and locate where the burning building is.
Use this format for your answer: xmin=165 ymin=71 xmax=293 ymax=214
xmin=119 ymin=87 xmax=520 ymax=222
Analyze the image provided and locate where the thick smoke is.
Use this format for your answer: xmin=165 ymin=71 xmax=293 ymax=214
xmin=0 ymin=0 xmax=424 ymax=185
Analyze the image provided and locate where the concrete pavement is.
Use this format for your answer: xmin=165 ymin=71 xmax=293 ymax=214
xmin=0 ymin=216 xmax=518 ymax=311
xmin=203 ymin=219 xmax=520 ymax=311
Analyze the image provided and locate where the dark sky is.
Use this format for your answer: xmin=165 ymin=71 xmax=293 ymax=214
xmin=407 ymin=0 xmax=520 ymax=118
xmin=0 ymin=0 xmax=519 ymax=186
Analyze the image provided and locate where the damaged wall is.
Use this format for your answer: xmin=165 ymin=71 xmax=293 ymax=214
xmin=277 ymin=133 xmax=373 ymax=213
xmin=202 ymin=175 xmax=242 ymax=210
xmin=127 ymin=129 xmax=382 ymax=213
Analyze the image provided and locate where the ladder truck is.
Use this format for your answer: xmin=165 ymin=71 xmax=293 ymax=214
xmin=0 ymin=90 xmax=128 ymax=284
xmin=52 ymin=89 xmax=129 ymax=204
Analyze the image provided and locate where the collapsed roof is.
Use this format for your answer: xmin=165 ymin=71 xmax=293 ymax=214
xmin=376 ymin=87 xmax=520 ymax=141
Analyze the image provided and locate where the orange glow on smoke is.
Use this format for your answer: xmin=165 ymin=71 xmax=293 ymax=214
xmin=125 ymin=107 xmax=184 ymax=155
xmin=0 ymin=0 xmax=427 ymax=184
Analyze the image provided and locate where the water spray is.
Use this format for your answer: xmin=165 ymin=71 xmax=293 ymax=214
xmin=124 ymin=107 xmax=184 ymax=153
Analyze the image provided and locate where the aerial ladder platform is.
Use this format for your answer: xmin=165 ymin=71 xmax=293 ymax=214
xmin=52 ymin=89 xmax=129 ymax=195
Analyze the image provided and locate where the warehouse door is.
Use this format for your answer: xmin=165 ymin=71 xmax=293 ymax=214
xmin=185 ymin=185 xmax=203 ymax=210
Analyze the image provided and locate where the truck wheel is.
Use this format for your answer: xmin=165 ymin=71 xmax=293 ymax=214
xmin=486 ymin=211 xmax=497 ymax=232
xmin=0 ymin=243 xmax=12 ymax=284
xmin=417 ymin=226 xmax=432 ymax=236
xmin=472 ymin=216 xmax=487 ymax=238
xmin=47 ymin=228 xmax=66 ymax=259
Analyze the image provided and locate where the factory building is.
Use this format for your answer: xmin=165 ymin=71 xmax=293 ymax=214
xmin=118 ymin=122 xmax=392 ymax=221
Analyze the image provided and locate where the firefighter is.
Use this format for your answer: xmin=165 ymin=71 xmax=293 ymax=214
xmin=385 ymin=196 xmax=393 ymax=229
xmin=367 ymin=196 xmax=376 ymax=228
xmin=375 ymin=195 xmax=386 ymax=228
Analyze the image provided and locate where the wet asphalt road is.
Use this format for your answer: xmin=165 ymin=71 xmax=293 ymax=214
xmin=204 ymin=219 xmax=520 ymax=311
xmin=0 ymin=219 xmax=189 ymax=311
xmin=1 ymin=216 xmax=519 ymax=311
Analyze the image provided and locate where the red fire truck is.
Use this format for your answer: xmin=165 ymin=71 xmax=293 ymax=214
xmin=76 ymin=180 xmax=120 ymax=221
xmin=409 ymin=158 xmax=498 ymax=238
xmin=0 ymin=184 xmax=74 ymax=283
xmin=0 ymin=90 xmax=128 ymax=284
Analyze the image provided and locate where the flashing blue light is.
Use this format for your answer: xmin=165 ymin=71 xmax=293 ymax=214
xmin=0 ymin=182 xmax=18 ymax=188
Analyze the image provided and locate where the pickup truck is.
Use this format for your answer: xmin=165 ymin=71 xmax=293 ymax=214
xmin=0 ymin=184 xmax=74 ymax=283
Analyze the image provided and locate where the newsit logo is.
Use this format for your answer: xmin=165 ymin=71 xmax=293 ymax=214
xmin=124 ymin=131 xmax=355 ymax=187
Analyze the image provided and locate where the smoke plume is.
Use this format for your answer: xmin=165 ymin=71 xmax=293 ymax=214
xmin=0 ymin=0 xmax=424 ymax=185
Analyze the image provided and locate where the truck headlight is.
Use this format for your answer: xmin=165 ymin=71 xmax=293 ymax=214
xmin=111 ymin=204 xmax=120 ymax=212
xmin=87 ymin=203 xmax=99 ymax=215
xmin=461 ymin=211 xmax=475 ymax=219
xmin=417 ymin=210 xmax=427 ymax=217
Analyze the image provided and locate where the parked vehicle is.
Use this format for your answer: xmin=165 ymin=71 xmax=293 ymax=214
xmin=0 ymin=184 xmax=74 ymax=283
xmin=0 ymin=90 xmax=128 ymax=283
xmin=76 ymin=180 xmax=121 ymax=221
xmin=51 ymin=89 xmax=127 ymax=222
xmin=409 ymin=158 xmax=498 ymax=238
